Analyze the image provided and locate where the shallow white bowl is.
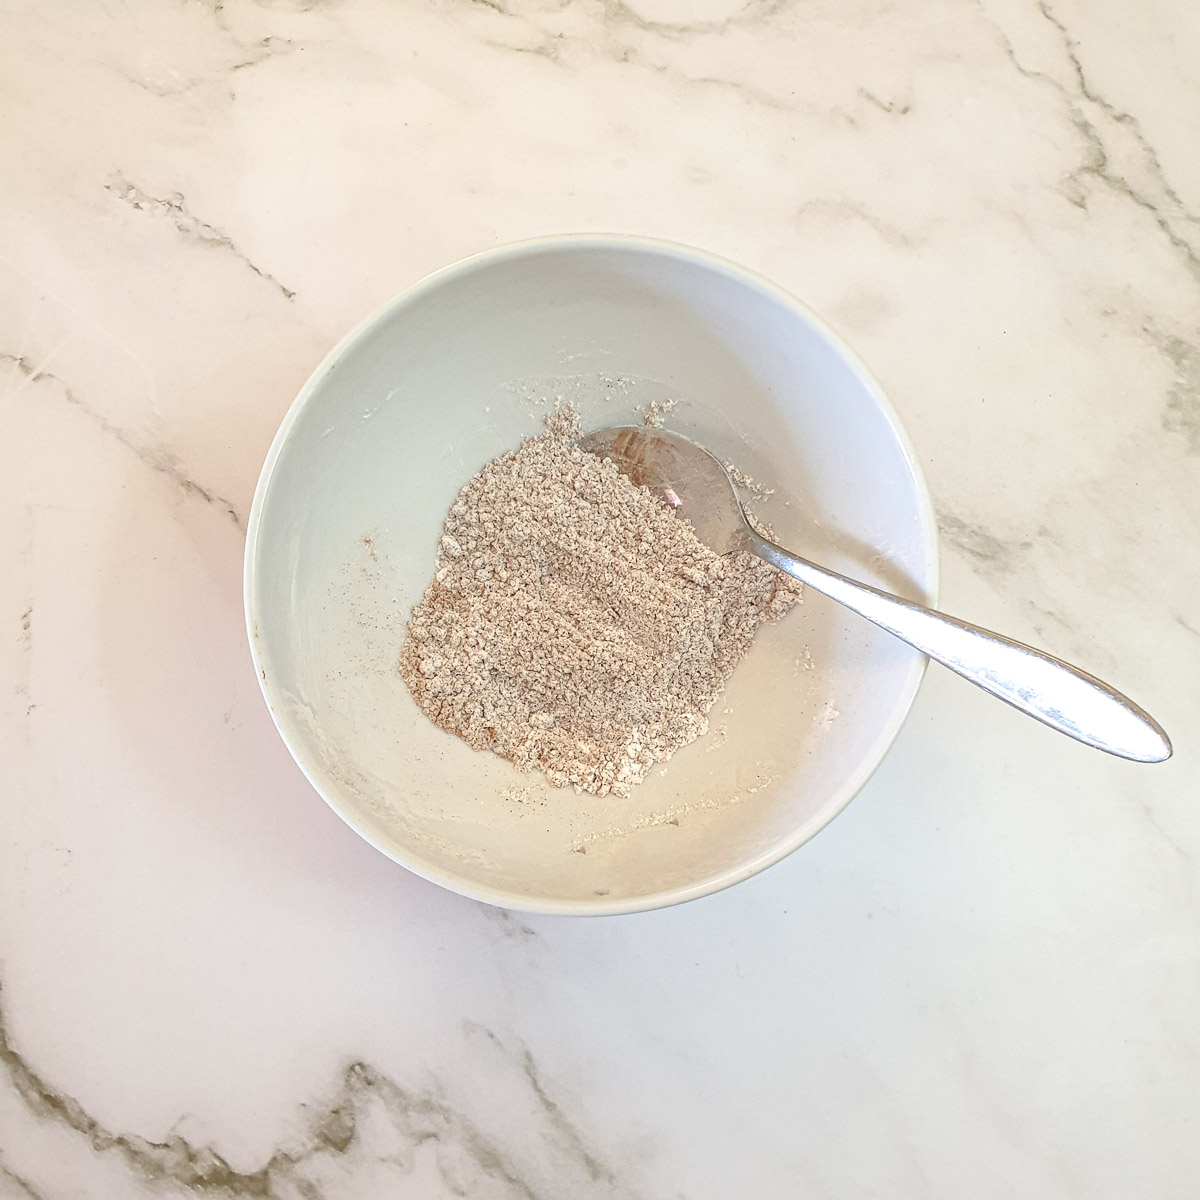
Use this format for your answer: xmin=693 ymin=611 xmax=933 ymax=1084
xmin=245 ymin=237 xmax=938 ymax=915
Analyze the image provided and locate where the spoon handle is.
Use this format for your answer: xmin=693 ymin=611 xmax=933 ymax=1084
xmin=748 ymin=534 xmax=1171 ymax=763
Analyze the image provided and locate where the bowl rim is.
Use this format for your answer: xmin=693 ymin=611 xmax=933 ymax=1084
xmin=244 ymin=233 xmax=940 ymax=916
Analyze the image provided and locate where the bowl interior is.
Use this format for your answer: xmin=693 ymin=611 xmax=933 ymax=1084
xmin=247 ymin=240 xmax=936 ymax=913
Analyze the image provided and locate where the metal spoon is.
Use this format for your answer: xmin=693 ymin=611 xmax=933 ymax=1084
xmin=579 ymin=425 xmax=1171 ymax=763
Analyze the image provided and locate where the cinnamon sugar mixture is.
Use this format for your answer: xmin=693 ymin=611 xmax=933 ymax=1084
xmin=400 ymin=413 xmax=800 ymax=796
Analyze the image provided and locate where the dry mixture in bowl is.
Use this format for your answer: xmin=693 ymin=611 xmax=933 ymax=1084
xmin=399 ymin=411 xmax=801 ymax=796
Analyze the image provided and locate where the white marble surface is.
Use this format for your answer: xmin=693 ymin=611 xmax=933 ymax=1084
xmin=1 ymin=0 xmax=1198 ymax=1195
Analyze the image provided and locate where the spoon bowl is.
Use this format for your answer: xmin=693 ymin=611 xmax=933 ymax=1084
xmin=579 ymin=425 xmax=753 ymax=553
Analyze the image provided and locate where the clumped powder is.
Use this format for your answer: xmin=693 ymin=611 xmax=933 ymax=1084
xmin=400 ymin=413 xmax=801 ymax=796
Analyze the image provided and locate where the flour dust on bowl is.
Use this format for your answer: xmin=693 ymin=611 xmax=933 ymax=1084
xmin=244 ymin=237 xmax=938 ymax=914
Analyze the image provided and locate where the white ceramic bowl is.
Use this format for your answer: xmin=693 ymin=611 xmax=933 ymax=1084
xmin=245 ymin=237 xmax=938 ymax=914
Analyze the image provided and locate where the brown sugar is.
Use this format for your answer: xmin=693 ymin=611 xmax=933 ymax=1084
xmin=399 ymin=413 xmax=801 ymax=797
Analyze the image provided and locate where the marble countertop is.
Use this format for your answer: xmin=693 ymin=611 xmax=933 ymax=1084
xmin=2 ymin=1 xmax=1197 ymax=1196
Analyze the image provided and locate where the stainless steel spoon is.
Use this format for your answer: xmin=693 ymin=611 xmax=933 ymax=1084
xmin=580 ymin=425 xmax=1171 ymax=763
